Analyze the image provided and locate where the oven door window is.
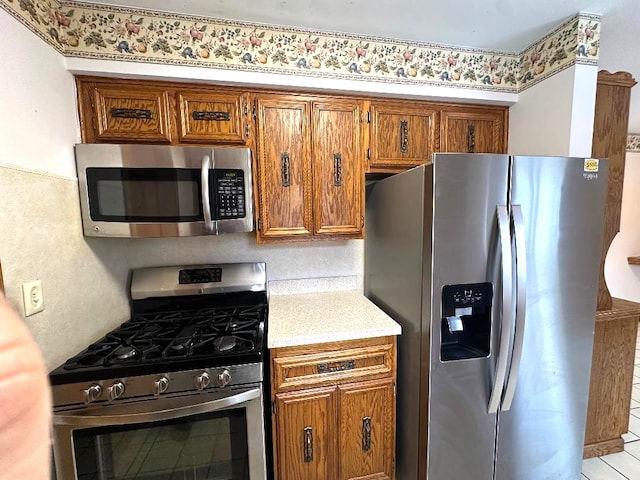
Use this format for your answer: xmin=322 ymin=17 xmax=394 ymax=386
xmin=72 ymin=408 xmax=249 ymax=480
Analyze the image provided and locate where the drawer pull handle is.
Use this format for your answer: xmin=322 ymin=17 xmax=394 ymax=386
xmin=400 ymin=120 xmax=409 ymax=153
xmin=281 ymin=152 xmax=291 ymax=187
xmin=110 ymin=108 xmax=153 ymax=119
xmin=333 ymin=153 xmax=342 ymax=187
xmin=192 ymin=111 xmax=231 ymax=121
xmin=362 ymin=416 xmax=372 ymax=452
xmin=467 ymin=124 xmax=476 ymax=153
xmin=317 ymin=359 xmax=355 ymax=374
xmin=303 ymin=426 xmax=313 ymax=463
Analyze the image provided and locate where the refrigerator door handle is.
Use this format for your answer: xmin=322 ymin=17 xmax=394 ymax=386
xmin=488 ymin=205 xmax=515 ymax=414
xmin=501 ymin=205 xmax=527 ymax=411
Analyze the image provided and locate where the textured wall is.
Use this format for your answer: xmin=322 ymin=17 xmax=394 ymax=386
xmin=0 ymin=166 xmax=131 ymax=371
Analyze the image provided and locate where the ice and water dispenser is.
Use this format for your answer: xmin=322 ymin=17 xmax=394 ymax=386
xmin=440 ymin=282 xmax=493 ymax=361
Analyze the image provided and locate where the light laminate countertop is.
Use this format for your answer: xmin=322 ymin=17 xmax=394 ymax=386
xmin=267 ymin=290 xmax=402 ymax=349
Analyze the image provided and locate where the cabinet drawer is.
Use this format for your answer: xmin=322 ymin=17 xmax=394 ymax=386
xmin=272 ymin=337 xmax=395 ymax=392
xmin=91 ymin=85 xmax=172 ymax=143
xmin=177 ymin=91 xmax=249 ymax=144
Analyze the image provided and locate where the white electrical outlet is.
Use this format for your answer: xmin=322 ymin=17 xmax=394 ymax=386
xmin=22 ymin=279 xmax=44 ymax=316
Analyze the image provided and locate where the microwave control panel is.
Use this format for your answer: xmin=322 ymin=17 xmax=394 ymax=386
xmin=213 ymin=169 xmax=246 ymax=219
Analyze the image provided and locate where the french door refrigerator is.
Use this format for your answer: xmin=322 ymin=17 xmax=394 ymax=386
xmin=364 ymin=153 xmax=608 ymax=480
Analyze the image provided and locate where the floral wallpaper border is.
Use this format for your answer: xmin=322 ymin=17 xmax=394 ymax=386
xmin=627 ymin=134 xmax=640 ymax=152
xmin=1 ymin=0 xmax=599 ymax=93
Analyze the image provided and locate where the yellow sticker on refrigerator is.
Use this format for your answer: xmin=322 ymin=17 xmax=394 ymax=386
xmin=584 ymin=158 xmax=599 ymax=172
xmin=583 ymin=158 xmax=599 ymax=180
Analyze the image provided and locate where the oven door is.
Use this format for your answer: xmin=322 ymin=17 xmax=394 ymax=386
xmin=52 ymin=387 xmax=266 ymax=480
xmin=75 ymin=144 xmax=254 ymax=238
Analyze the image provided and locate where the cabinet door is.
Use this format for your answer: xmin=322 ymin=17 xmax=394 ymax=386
xmin=274 ymin=387 xmax=337 ymax=480
xmin=90 ymin=85 xmax=172 ymax=143
xmin=176 ymin=90 xmax=250 ymax=145
xmin=312 ymin=99 xmax=364 ymax=238
xmin=440 ymin=107 xmax=508 ymax=153
xmin=368 ymin=100 xmax=437 ymax=172
xmin=255 ymin=95 xmax=313 ymax=241
xmin=338 ymin=379 xmax=395 ymax=480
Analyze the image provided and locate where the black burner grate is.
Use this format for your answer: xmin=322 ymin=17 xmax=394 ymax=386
xmin=63 ymin=304 xmax=266 ymax=370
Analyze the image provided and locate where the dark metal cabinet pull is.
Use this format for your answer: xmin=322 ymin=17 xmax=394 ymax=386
xmin=192 ymin=111 xmax=231 ymax=121
xmin=467 ymin=124 xmax=476 ymax=153
xmin=281 ymin=152 xmax=291 ymax=187
xmin=362 ymin=416 xmax=372 ymax=452
xmin=333 ymin=153 xmax=342 ymax=187
xmin=317 ymin=359 xmax=355 ymax=374
xmin=110 ymin=108 xmax=152 ymax=119
xmin=303 ymin=426 xmax=313 ymax=462
xmin=400 ymin=120 xmax=409 ymax=153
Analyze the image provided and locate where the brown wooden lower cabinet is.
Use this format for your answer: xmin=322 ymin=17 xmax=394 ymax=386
xmin=338 ymin=379 xmax=395 ymax=480
xmin=270 ymin=337 xmax=397 ymax=479
xmin=584 ymin=298 xmax=640 ymax=458
xmin=274 ymin=386 xmax=338 ymax=479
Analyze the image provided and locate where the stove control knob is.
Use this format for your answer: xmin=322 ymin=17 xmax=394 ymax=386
xmin=83 ymin=384 xmax=102 ymax=404
xmin=108 ymin=381 xmax=126 ymax=402
xmin=195 ymin=372 xmax=211 ymax=390
xmin=153 ymin=376 xmax=170 ymax=396
xmin=217 ymin=369 xmax=232 ymax=387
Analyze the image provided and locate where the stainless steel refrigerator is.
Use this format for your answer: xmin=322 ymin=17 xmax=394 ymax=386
xmin=364 ymin=153 xmax=608 ymax=480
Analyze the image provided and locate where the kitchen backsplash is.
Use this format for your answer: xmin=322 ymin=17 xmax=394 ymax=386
xmin=0 ymin=163 xmax=363 ymax=371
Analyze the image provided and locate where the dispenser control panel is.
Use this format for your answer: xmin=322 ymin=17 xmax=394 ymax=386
xmin=450 ymin=286 xmax=489 ymax=307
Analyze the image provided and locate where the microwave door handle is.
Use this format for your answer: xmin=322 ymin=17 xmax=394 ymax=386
xmin=501 ymin=205 xmax=527 ymax=411
xmin=53 ymin=388 xmax=261 ymax=427
xmin=488 ymin=205 xmax=514 ymax=414
xmin=201 ymin=154 xmax=215 ymax=233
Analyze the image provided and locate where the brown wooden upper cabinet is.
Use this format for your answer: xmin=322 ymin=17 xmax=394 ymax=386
xmin=312 ymin=99 xmax=364 ymax=238
xmin=77 ymin=80 xmax=173 ymax=143
xmin=254 ymin=95 xmax=312 ymax=241
xmin=254 ymin=93 xmax=365 ymax=243
xmin=176 ymin=90 xmax=252 ymax=145
xmin=76 ymin=77 xmax=254 ymax=147
xmin=439 ymin=105 xmax=508 ymax=154
xmin=75 ymin=76 xmax=510 ymax=243
xmin=367 ymin=99 xmax=437 ymax=173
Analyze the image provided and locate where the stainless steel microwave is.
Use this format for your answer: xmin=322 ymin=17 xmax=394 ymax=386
xmin=75 ymin=144 xmax=254 ymax=238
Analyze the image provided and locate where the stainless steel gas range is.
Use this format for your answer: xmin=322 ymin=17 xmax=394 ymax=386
xmin=49 ymin=262 xmax=269 ymax=480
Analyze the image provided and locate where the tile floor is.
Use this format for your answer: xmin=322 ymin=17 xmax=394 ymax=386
xmin=581 ymin=327 xmax=640 ymax=479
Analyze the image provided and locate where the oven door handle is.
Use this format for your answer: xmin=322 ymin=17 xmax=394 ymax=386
xmin=53 ymin=387 xmax=261 ymax=427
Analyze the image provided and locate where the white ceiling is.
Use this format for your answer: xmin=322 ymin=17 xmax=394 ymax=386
xmin=69 ymin=0 xmax=640 ymax=132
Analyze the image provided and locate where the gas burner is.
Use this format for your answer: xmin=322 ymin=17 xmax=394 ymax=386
xmin=213 ymin=336 xmax=237 ymax=352
xmin=168 ymin=343 xmax=188 ymax=355
xmin=112 ymin=345 xmax=139 ymax=362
